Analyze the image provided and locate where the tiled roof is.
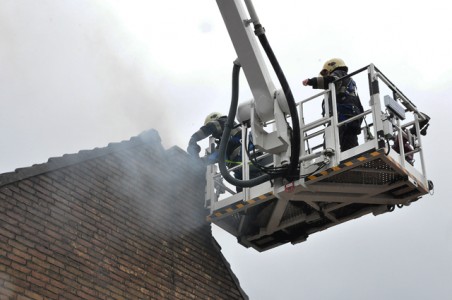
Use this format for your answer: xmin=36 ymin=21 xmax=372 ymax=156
xmin=0 ymin=129 xmax=163 ymax=188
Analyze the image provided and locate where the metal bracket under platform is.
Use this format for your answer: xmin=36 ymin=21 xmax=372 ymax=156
xmin=208 ymin=149 xmax=429 ymax=252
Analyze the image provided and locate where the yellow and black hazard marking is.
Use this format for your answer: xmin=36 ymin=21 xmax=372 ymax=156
xmin=305 ymin=150 xmax=383 ymax=182
xmin=206 ymin=192 xmax=274 ymax=222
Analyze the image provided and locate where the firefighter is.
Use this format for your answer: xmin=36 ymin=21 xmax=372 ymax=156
xmin=187 ymin=112 xmax=241 ymax=166
xmin=302 ymin=58 xmax=364 ymax=151
xmin=187 ymin=112 xmax=263 ymax=192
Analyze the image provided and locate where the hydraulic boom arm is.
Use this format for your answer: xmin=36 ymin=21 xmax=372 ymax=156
xmin=216 ymin=0 xmax=300 ymax=183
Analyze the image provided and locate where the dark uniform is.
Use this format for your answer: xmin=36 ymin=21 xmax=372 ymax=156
xmin=305 ymin=68 xmax=364 ymax=151
xmin=187 ymin=116 xmax=242 ymax=166
xmin=187 ymin=115 xmax=263 ymax=192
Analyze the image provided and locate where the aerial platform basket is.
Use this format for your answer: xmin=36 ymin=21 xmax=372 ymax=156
xmin=205 ymin=64 xmax=432 ymax=252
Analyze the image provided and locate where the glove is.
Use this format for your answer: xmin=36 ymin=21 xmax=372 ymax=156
xmin=200 ymin=151 xmax=219 ymax=165
xmin=187 ymin=143 xmax=201 ymax=157
xmin=207 ymin=151 xmax=219 ymax=164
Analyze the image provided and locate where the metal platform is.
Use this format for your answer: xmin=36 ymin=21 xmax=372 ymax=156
xmin=205 ymin=64 xmax=431 ymax=252
xmin=208 ymin=148 xmax=428 ymax=251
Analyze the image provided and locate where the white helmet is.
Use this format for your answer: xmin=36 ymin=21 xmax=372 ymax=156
xmin=204 ymin=112 xmax=225 ymax=125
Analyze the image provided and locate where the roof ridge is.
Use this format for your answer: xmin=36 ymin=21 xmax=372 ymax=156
xmin=0 ymin=129 xmax=162 ymax=188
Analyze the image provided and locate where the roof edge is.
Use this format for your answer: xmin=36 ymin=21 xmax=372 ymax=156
xmin=211 ymin=237 xmax=249 ymax=300
xmin=0 ymin=129 xmax=162 ymax=188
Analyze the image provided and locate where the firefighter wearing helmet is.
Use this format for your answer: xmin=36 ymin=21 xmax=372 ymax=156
xmin=302 ymin=58 xmax=353 ymax=94
xmin=188 ymin=112 xmax=266 ymax=192
xmin=302 ymin=58 xmax=364 ymax=151
xmin=187 ymin=112 xmax=241 ymax=163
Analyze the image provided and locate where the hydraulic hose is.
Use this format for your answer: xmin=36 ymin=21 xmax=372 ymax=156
xmin=254 ymin=24 xmax=301 ymax=181
xmin=218 ymin=60 xmax=272 ymax=188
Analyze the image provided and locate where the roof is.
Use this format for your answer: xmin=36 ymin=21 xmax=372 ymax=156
xmin=0 ymin=129 xmax=163 ymax=188
xmin=0 ymin=128 xmax=248 ymax=299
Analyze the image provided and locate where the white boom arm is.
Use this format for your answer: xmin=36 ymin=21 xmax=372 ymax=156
xmin=216 ymin=0 xmax=292 ymax=158
xmin=216 ymin=0 xmax=275 ymax=121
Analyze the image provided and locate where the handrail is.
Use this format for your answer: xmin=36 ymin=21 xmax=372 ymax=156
xmin=297 ymin=90 xmax=329 ymax=106
xmin=206 ymin=64 xmax=429 ymax=209
xmin=301 ymin=116 xmax=330 ymax=132
xmin=303 ymin=127 xmax=326 ymax=140
xmin=331 ymin=65 xmax=369 ymax=84
xmin=337 ymin=109 xmax=372 ymax=127
xmin=374 ymin=66 xmax=419 ymax=113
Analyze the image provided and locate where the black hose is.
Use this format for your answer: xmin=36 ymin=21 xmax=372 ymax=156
xmin=218 ymin=61 xmax=273 ymax=188
xmin=244 ymin=134 xmax=287 ymax=176
xmin=385 ymin=138 xmax=391 ymax=155
xmin=254 ymin=24 xmax=300 ymax=181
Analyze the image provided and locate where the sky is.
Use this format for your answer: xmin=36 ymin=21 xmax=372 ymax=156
xmin=1 ymin=0 xmax=451 ymax=299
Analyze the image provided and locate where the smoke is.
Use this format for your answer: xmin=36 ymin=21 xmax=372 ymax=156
xmin=0 ymin=1 xmax=188 ymax=172
xmin=0 ymin=0 xmax=247 ymax=173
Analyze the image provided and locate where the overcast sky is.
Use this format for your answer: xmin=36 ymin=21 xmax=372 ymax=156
xmin=1 ymin=0 xmax=451 ymax=299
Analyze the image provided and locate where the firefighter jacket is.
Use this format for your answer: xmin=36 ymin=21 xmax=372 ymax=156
xmin=306 ymin=69 xmax=357 ymax=97
xmin=188 ymin=116 xmax=242 ymax=162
